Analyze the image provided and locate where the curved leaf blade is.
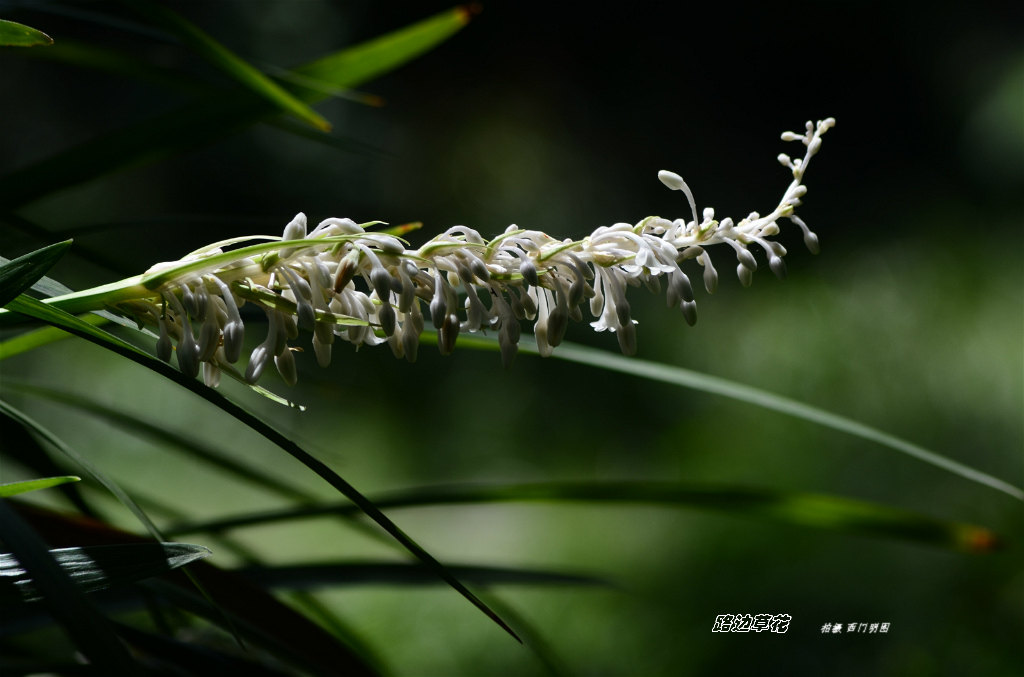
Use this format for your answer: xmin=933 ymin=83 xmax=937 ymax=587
xmin=0 ymin=476 xmax=80 ymax=498
xmin=120 ymin=0 xmax=331 ymax=131
xmin=235 ymin=562 xmax=608 ymax=590
xmin=3 ymin=293 xmax=520 ymax=641
xmin=0 ymin=6 xmax=471 ymax=209
xmin=1 ymin=542 xmax=211 ymax=603
xmin=0 ymin=500 xmax=136 ymax=671
xmin=0 ymin=19 xmax=53 ymax=47
xmin=422 ymin=332 xmax=1024 ymax=502
xmin=0 ymin=240 xmax=72 ymax=307
xmin=169 ymin=481 xmax=1002 ymax=553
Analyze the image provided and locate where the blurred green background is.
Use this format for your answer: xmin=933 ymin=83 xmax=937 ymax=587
xmin=1 ymin=1 xmax=1021 ymax=675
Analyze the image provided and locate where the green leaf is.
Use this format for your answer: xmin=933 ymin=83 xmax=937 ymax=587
xmin=0 ymin=314 xmax=109 ymax=361
xmin=0 ymin=500 xmax=137 ymax=671
xmin=1 ymin=542 xmax=211 ymax=603
xmin=0 ymin=476 xmax=80 ymax=498
xmin=11 ymin=39 xmax=205 ymax=93
xmin=236 ymin=562 xmax=608 ymax=589
xmin=120 ymin=0 xmax=331 ymax=131
xmin=2 ymin=293 xmax=520 ymax=641
xmin=422 ymin=332 xmax=1024 ymax=502
xmin=3 ymin=380 xmax=310 ymax=502
xmin=0 ymin=6 xmax=471 ymax=209
xmin=0 ymin=19 xmax=53 ymax=47
xmin=169 ymin=481 xmax=1002 ymax=553
xmin=0 ymin=398 xmax=164 ymax=542
xmin=0 ymin=240 xmax=72 ymax=307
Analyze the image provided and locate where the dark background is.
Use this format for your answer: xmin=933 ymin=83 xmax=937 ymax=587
xmin=1 ymin=2 xmax=1022 ymax=675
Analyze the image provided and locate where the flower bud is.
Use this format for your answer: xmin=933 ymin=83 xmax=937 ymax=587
xmin=198 ymin=312 xmax=220 ymax=362
xmin=275 ymin=347 xmax=298 ymax=386
xmin=702 ymin=255 xmax=719 ymax=294
xmin=469 ymin=256 xmax=491 ymax=283
xmin=737 ymin=247 xmax=757 ymax=271
xmin=615 ymin=297 xmax=631 ymax=327
xmin=202 ymin=362 xmax=221 ymax=388
xmin=177 ymin=332 xmax=200 ymax=379
xmin=401 ymin=315 xmax=420 ymax=364
xmin=312 ymin=333 xmax=332 ymax=368
xmin=498 ymin=329 xmax=518 ymax=369
xmin=780 ymin=131 xmax=802 ymax=142
xmin=658 ymin=170 xmax=686 ymax=191
xmin=520 ymin=259 xmax=539 ymax=287
xmin=769 ymin=255 xmax=787 ymax=280
xmin=245 ymin=345 xmax=270 ymax=384
xmin=378 ymin=303 xmax=397 ymax=336
xmin=681 ymin=300 xmax=697 ymax=327
xmin=222 ymin=321 xmax=244 ymax=363
xmin=737 ymin=263 xmax=753 ymax=288
xmin=439 ymin=313 xmax=459 ymax=355
xmin=804 ymin=231 xmax=820 ymax=255
xmin=616 ymin=321 xmax=637 ymax=356
xmin=280 ymin=212 xmax=307 ymax=258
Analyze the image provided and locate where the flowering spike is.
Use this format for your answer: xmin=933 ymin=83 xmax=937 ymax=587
xmin=121 ymin=118 xmax=833 ymax=386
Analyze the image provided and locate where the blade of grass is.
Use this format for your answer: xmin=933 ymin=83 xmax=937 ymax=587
xmin=14 ymin=503 xmax=381 ymax=677
xmin=167 ymin=481 xmax=1002 ymax=553
xmin=0 ymin=396 xmax=243 ymax=644
xmin=1 ymin=542 xmax=211 ymax=602
xmin=0 ymin=476 xmax=80 ymax=498
xmin=0 ymin=6 xmax=471 ymax=209
xmin=12 ymin=38 xmax=205 ymax=93
xmin=0 ymin=18 xmax=53 ymax=47
xmin=2 ymin=380 xmax=311 ymax=502
xmin=120 ymin=0 xmax=331 ymax=131
xmin=0 ymin=239 xmax=71 ymax=306
xmin=0 ymin=314 xmax=109 ymax=360
xmin=0 ymin=499 xmax=137 ymax=671
xmin=3 ymin=294 xmax=520 ymax=641
xmin=423 ymin=332 xmax=1024 ymax=502
xmin=0 ymin=415 xmax=97 ymax=517
xmin=235 ymin=562 xmax=608 ymax=590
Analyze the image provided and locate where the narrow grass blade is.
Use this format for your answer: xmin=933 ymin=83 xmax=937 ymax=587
xmin=0 ymin=398 xmax=164 ymax=542
xmin=236 ymin=562 xmax=607 ymax=590
xmin=4 ymin=380 xmax=310 ymax=502
xmin=4 ymin=294 xmax=520 ymax=641
xmin=13 ymin=503 xmax=379 ymax=677
xmin=0 ymin=240 xmax=72 ymax=307
xmin=1 ymin=542 xmax=211 ymax=603
xmin=12 ymin=39 xmax=205 ymax=93
xmin=120 ymin=0 xmax=331 ymax=131
xmin=113 ymin=622 xmax=295 ymax=677
xmin=0 ymin=476 xmax=80 ymax=498
xmin=0 ymin=314 xmax=109 ymax=361
xmin=169 ymin=481 xmax=1002 ymax=553
xmin=0 ymin=6 xmax=470 ymax=209
xmin=0 ymin=500 xmax=137 ymax=671
xmin=425 ymin=332 xmax=1024 ymax=502
xmin=0 ymin=416 xmax=97 ymax=517
xmin=265 ymin=117 xmax=390 ymax=157
xmin=0 ymin=19 xmax=53 ymax=47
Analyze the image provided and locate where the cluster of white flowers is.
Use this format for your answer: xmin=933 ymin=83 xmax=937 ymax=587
xmin=118 ymin=119 xmax=834 ymax=388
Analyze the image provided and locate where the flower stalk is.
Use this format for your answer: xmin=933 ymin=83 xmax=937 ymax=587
xmin=27 ymin=119 xmax=836 ymax=387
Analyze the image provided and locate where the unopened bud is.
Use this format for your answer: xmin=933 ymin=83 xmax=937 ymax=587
xmin=737 ymin=264 xmax=753 ymax=288
xmin=681 ymin=300 xmax=697 ymax=327
xmin=769 ymin=255 xmax=787 ymax=280
xmin=275 ymin=347 xmax=298 ymax=386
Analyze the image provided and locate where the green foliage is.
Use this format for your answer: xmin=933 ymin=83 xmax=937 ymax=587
xmin=0 ymin=19 xmax=53 ymax=47
xmin=0 ymin=475 xmax=80 ymax=498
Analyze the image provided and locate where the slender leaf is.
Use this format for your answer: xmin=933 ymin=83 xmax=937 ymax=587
xmin=168 ymin=481 xmax=1002 ymax=553
xmin=0 ymin=19 xmax=53 ymax=47
xmin=1 ymin=542 xmax=211 ymax=603
xmin=236 ymin=562 xmax=608 ymax=590
xmin=0 ymin=398 xmax=165 ymax=541
xmin=0 ymin=240 xmax=71 ymax=307
xmin=10 ymin=503 xmax=379 ymax=677
xmin=422 ymin=332 xmax=1024 ymax=502
xmin=120 ymin=0 xmax=331 ymax=131
xmin=0 ymin=314 xmax=109 ymax=361
xmin=0 ymin=6 xmax=471 ymax=209
xmin=113 ymin=622 xmax=295 ymax=677
xmin=3 ymin=380 xmax=310 ymax=502
xmin=3 ymin=294 xmax=520 ymax=640
xmin=13 ymin=39 xmax=205 ymax=93
xmin=0 ymin=500 xmax=136 ymax=671
xmin=0 ymin=415 xmax=96 ymax=516
xmin=0 ymin=476 xmax=80 ymax=498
